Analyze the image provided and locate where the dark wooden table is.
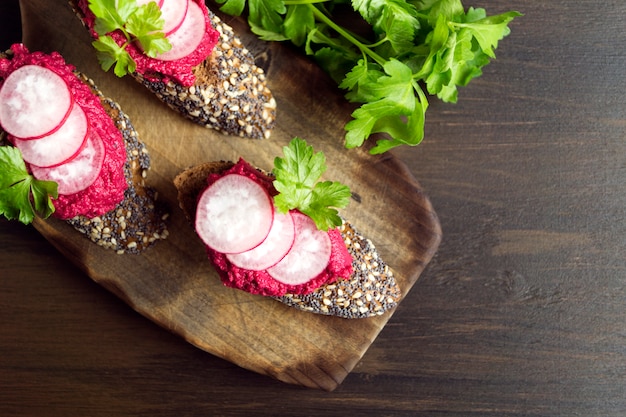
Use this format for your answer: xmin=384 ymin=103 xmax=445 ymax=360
xmin=2 ymin=1 xmax=625 ymax=415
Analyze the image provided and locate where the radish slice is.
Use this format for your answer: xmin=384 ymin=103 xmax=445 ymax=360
xmin=195 ymin=173 xmax=274 ymax=254
xmin=0 ymin=65 xmax=73 ymax=139
xmin=156 ymin=0 xmax=205 ymax=61
xmin=226 ymin=210 xmax=296 ymax=270
xmin=267 ymin=212 xmax=332 ymax=285
xmin=12 ymin=103 xmax=89 ymax=168
xmin=30 ymin=130 xmax=105 ymax=195
xmin=159 ymin=0 xmax=189 ymax=36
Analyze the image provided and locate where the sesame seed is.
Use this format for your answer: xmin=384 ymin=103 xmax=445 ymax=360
xmin=275 ymin=220 xmax=401 ymax=319
xmin=64 ymin=87 xmax=170 ymax=255
xmin=133 ymin=12 xmax=275 ymax=139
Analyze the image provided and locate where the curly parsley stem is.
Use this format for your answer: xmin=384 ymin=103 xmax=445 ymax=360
xmin=304 ymin=3 xmax=387 ymax=66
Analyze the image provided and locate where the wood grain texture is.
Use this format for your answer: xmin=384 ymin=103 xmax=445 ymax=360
xmin=2 ymin=0 xmax=626 ymax=415
xmin=6 ymin=0 xmax=441 ymax=391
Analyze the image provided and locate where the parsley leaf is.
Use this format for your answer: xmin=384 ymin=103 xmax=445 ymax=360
xmin=88 ymin=0 xmax=171 ymax=77
xmin=216 ymin=0 xmax=521 ymax=153
xmin=453 ymin=10 xmax=520 ymax=58
xmin=247 ymin=0 xmax=286 ymax=38
xmin=89 ymin=0 xmax=131 ymax=34
xmin=273 ymin=138 xmax=351 ymax=231
xmin=93 ymin=35 xmax=136 ymax=77
xmin=126 ymin=2 xmax=171 ymax=57
xmin=0 ymin=146 xmax=57 ymax=224
xmin=284 ymin=4 xmax=316 ymax=47
xmin=343 ymin=58 xmax=428 ymax=152
xmin=217 ymin=0 xmax=247 ymax=16
xmin=352 ymin=0 xmax=420 ymax=56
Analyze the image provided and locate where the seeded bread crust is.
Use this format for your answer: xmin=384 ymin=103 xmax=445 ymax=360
xmin=69 ymin=1 xmax=276 ymax=139
xmin=0 ymin=49 xmax=169 ymax=254
xmin=173 ymin=162 xmax=401 ymax=319
xmin=66 ymin=73 xmax=169 ymax=254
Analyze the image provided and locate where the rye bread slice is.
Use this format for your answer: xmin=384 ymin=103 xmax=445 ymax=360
xmin=174 ymin=162 xmax=401 ymax=319
xmin=69 ymin=0 xmax=276 ymax=139
xmin=65 ymin=73 xmax=169 ymax=254
xmin=0 ymin=48 xmax=169 ymax=254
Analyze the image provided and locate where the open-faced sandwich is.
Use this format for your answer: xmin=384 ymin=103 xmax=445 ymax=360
xmin=174 ymin=138 xmax=401 ymax=318
xmin=0 ymin=44 xmax=168 ymax=254
xmin=69 ymin=0 xmax=276 ymax=139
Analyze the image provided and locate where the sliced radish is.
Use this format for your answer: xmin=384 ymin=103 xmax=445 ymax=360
xmin=267 ymin=212 xmax=332 ymax=285
xmin=226 ymin=210 xmax=296 ymax=271
xmin=30 ymin=130 xmax=105 ymax=195
xmin=12 ymin=103 xmax=89 ymax=168
xmin=0 ymin=64 xmax=73 ymax=139
xmin=135 ymin=0 xmax=184 ymax=35
xmin=195 ymin=173 xmax=274 ymax=254
xmin=159 ymin=0 xmax=189 ymax=36
xmin=156 ymin=0 xmax=205 ymax=61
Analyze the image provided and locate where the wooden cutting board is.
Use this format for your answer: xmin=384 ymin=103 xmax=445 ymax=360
xmin=17 ymin=0 xmax=441 ymax=390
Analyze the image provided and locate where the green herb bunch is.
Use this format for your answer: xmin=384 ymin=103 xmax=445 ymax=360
xmin=215 ymin=0 xmax=521 ymax=154
xmin=0 ymin=146 xmax=57 ymax=224
xmin=273 ymin=138 xmax=351 ymax=231
xmin=89 ymin=0 xmax=171 ymax=77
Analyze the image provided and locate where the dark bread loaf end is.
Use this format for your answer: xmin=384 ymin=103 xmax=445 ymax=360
xmin=174 ymin=162 xmax=401 ymax=319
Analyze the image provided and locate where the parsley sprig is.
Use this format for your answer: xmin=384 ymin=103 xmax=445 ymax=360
xmin=215 ymin=0 xmax=521 ymax=153
xmin=0 ymin=147 xmax=57 ymax=224
xmin=88 ymin=0 xmax=171 ymax=77
xmin=273 ymin=138 xmax=351 ymax=231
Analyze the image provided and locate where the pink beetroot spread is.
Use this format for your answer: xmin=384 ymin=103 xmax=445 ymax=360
xmin=77 ymin=0 xmax=219 ymax=87
xmin=202 ymin=159 xmax=354 ymax=297
xmin=0 ymin=44 xmax=127 ymax=220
